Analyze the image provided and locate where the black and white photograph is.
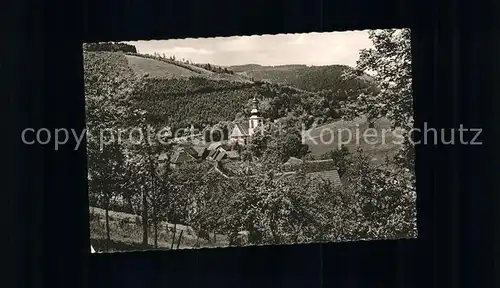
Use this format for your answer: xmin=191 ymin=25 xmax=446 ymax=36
xmin=84 ymin=29 xmax=416 ymax=253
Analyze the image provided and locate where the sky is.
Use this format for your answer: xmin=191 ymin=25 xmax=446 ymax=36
xmin=124 ymin=30 xmax=374 ymax=67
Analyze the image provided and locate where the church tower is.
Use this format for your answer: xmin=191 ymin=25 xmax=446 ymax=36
xmin=248 ymin=96 xmax=263 ymax=136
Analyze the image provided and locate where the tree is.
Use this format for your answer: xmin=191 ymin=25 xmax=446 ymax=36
xmin=87 ymin=138 xmax=126 ymax=246
xmin=335 ymin=29 xmax=416 ymax=241
xmin=149 ymin=159 xmax=175 ymax=248
xmin=122 ymin=148 xmax=150 ymax=246
xmin=169 ymin=162 xmax=222 ymax=247
xmin=120 ymin=110 xmax=174 ymax=247
xmin=221 ymin=168 xmax=344 ymax=246
xmin=341 ymin=28 xmax=413 ymax=169
xmin=325 ymin=145 xmax=351 ymax=177
xmin=342 ymin=152 xmax=417 ymax=240
xmin=83 ymin=42 xmax=138 ymax=53
xmin=249 ymin=116 xmax=309 ymax=164
xmin=84 ymin=52 xmax=143 ymax=248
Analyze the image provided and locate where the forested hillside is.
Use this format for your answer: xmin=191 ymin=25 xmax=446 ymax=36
xmin=229 ymin=64 xmax=378 ymax=98
xmin=84 ymin=51 xmax=371 ymax=130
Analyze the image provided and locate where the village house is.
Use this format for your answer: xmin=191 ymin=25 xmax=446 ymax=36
xmin=211 ymin=157 xmax=343 ymax=188
xmin=169 ymin=147 xmax=197 ymax=168
xmin=280 ymin=158 xmax=343 ymax=187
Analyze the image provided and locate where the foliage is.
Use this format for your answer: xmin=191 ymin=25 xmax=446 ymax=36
xmin=83 ymin=42 xmax=137 ymax=53
xmin=248 ymin=115 xmax=309 ymax=164
xmin=220 ymin=172 xmax=336 ymax=245
xmin=341 ymin=28 xmax=413 ymax=170
xmin=87 ymin=138 xmax=127 ymax=233
xmin=84 ymin=51 xmax=145 ymax=243
xmin=342 ymin=152 xmax=417 ymax=239
xmin=190 ymin=62 xmax=235 ymax=75
xmin=321 ymin=145 xmax=352 ymax=177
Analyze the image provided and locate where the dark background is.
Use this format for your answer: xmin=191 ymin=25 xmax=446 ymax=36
xmin=3 ymin=0 xmax=498 ymax=287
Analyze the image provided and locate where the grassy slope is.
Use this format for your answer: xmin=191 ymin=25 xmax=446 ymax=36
xmin=89 ymin=206 xmax=228 ymax=252
xmin=125 ymin=54 xmax=201 ymax=78
xmin=125 ymin=53 xmax=253 ymax=83
xmin=304 ymin=116 xmax=399 ymax=165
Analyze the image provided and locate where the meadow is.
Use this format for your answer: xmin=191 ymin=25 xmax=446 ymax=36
xmin=89 ymin=206 xmax=228 ymax=252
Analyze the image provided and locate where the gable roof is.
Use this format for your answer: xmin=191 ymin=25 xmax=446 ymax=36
xmin=307 ymin=170 xmax=342 ymax=187
xmin=276 ymin=169 xmax=342 ymax=187
xmin=192 ymin=146 xmax=207 ymax=158
xmin=226 ymin=150 xmax=240 ymax=159
xmin=183 ymin=146 xmax=199 ymax=158
xmin=207 ymin=141 xmax=223 ymax=151
xmin=158 ymin=153 xmax=169 ymax=161
xmin=284 ymin=157 xmax=304 ymax=165
xmin=303 ymin=159 xmax=337 ymax=173
xmin=214 ymin=150 xmax=227 ymax=161
xmin=232 ymin=122 xmax=249 ymax=136
xmin=208 ymin=149 xmax=218 ymax=158
xmin=171 ymin=148 xmax=197 ymax=164
xmin=192 ymin=145 xmax=205 ymax=154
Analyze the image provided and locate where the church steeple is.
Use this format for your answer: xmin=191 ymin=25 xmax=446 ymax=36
xmin=250 ymin=96 xmax=259 ymax=115
xmin=248 ymin=95 xmax=262 ymax=136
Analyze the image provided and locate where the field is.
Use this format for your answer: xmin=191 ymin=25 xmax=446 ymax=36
xmin=125 ymin=53 xmax=253 ymax=83
xmin=125 ymin=55 xmax=201 ymax=79
xmin=305 ymin=116 xmax=399 ymax=165
xmin=89 ymin=207 xmax=228 ymax=252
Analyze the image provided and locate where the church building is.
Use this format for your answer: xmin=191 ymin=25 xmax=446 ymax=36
xmin=229 ymin=96 xmax=263 ymax=146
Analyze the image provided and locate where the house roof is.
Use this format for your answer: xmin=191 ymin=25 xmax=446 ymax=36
xmin=183 ymin=146 xmax=199 ymax=158
xmin=207 ymin=141 xmax=223 ymax=151
xmin=276 ymin=169 xmax=342 ymax=187
xmin=303 ymin=159 xmax=337 ymax=173
xmin=284 ymin=157 xmax=304 ymax=165
xmin=233 ymin=122 xmax=250 ymax=136
xmin=208 ymin=149 xmax=218 ymax=158
xmin=192 ymin=145 xmax=205 ymax=153
xmin=214 ymin=150 xmax=227 ymax=161
xmin=171 ymin=148 xmax=196 ymax=164
xmin=158 ymin=153 xmax=169 ymax=161
xmin=192 ymin=146 xmax=207 ymax=158
xmin=226 ymin=150 xmax=240 ymax=159
xmin=307 ymin=170 xmax=342 ymax=187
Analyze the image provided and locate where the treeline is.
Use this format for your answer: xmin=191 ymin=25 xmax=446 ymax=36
xmin=232 ymin=64 xmax=378 ymax=96
xmin=190 ymin=63 xmax=235 ymax=74
xmin=133 ymin=52 xmax=207 ymax=74
xmin=83 ymin=42 xmax=138 ymax=53
xmin=135 ymin=52 xmax=235 ymax=75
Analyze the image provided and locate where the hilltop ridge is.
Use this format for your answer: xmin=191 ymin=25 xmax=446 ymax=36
xmin=229 ymin=63 xmax=376 ymax=94
xmin=84 ymin=50 xmax=379 ymax=132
